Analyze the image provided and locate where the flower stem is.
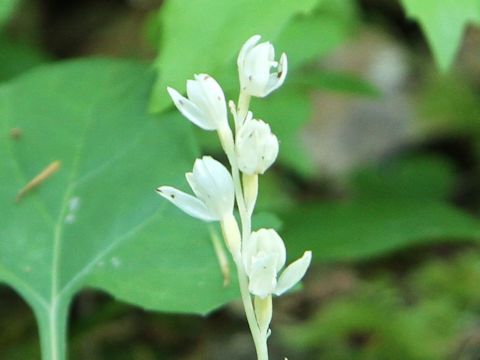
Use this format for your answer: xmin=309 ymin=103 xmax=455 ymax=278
xmin=236 ymin=262 xmax=269 ymax=360
xmin=233 ymin=91 xmax=269 ymax=360
xmin=220 ymin=90 xmax=269 ymax=359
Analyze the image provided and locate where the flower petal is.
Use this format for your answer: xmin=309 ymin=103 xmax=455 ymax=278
xmin=263 ymin=52 xmax=288 ymax=96
xmin=195 ymin=74 xmax=227 ymax=125
xmin=243 ymin=229 xmax=259 ymax=274
xmin=167 ymin=87 xmax=216 ymax=130
xmin=244 ymin=42 xmax=274 ymax=96
xmin=156 ymin=185 xmax=218 ymax=221
xmin=248 ymin=253 xmax=278 ymax=298
xmin=186 ymin=79 xmax=210 ymax=114
xmin=257 ymin=229 xmax=286 ymax=272
xmin=274 ymin=251 xmax=312 ymax=296
xmin=237 ymin=34 xmax=261 ymax=69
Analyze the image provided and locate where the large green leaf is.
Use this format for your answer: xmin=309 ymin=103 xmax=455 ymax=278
xmin=0 ymin=59 xmax=237 ymax=359
xmin=150 ymin=0 xmax=321 ymax=112
xmin=282 ymin=157 xmax=480 ymax=262
xmin=401 ymin=0 xmax=480 ymax=71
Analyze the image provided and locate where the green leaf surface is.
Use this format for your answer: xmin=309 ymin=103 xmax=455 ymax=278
xmin=282 ymin=157 xmax=480 ymax=262
xmin=276 ymin=0 xmax=358 ymax=70
xmin=353 ymin=156 xmax=455 ymax=201
xmin=401 ymin=0 xmax=480 ymax=71
xmin=283 ymin=200 xmax=480 ymax=262
xmin=150 ymin=0 xmax=321 ymax=112
xmin=0 ymin=59 xmax=237 ymax=359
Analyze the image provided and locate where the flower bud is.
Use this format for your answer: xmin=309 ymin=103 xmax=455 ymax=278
xmin=235 ymin=117 xmax=279 ymax=175
xmin=243 ymin=229 xmax=312 ymax=299
xmin=237 ymin=35 xmax=288 ymax=98
xmin=167 ymin=74 xmax=227 ymax=131
xmin=157 ymin=156 xmax=234 ymax=221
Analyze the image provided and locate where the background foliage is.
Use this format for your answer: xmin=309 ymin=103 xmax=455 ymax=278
xmin=1 ymin=0 xmax=480 ymax=358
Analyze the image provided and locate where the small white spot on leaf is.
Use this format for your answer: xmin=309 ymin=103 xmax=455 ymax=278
xmin=110 ymin=257 xmax=121 ymax=268
xmin=69 ymin=196 xmax=80 ymax=211
xmin=65 ymin=214 xmax=76 ymax=224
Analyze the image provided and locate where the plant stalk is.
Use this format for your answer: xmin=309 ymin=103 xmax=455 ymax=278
xmin=35 ymin=299 xmax=69 ymax=360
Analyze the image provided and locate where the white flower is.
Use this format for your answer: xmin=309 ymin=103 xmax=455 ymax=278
xmin=243 ymin=228 xmax=312 ymax=299
xmin=237 ymin=35 xmax=288 ymax=98
xmin=235 ymin=114 xmax=279 ymax=175
xmin=156 ymin=156 xmax=234 ymax=221
xmin=167 ymin=74 xmax=227 ymax=131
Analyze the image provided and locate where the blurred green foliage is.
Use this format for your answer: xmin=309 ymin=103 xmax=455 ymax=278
xmin=0 ymin=36 xmax=47 ymax=82
xmin=282 ymin=156 xmax=480 ymax=261
xmin=0 ymin=0 xmax=480 ymax=358
xmin=282 ymin=252 xmax=480 ymax=359
xmin=419 ymin=73 xmax=480 ymax=137
xmin=401 ymin=0 xmax=480 ymax=71
xmin=0 ymin=0 xmax=18 ymax=29
xmin=150 ymin=0 xmax=321 ymax=112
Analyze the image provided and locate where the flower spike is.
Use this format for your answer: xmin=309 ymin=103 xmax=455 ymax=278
xmin=161 ymin=35 xmax=311 ymax=360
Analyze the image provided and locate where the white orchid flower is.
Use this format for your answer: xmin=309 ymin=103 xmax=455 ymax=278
xmin=237 ymin=35 xmax=288 ymax=98
xmin=235 ymin=114 xmax=279 ymax=175
xmin=156 ymin=156 xmax=234 ymax=222
xmin=243 ymin=228 xmax=312 ymax=299
xmin=167 ymin=74 xmax=228 ymax=131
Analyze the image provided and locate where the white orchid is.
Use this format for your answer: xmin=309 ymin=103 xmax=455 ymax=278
xmin=237 ymin=34 xmax=288 ymax=98
xmin=157 ymin=156 xmax=234 ymax=221
xmin=160 ymin=35 xmax=312 ymax=360
xmin=243 ymin=229 xmax=312 ymax=299
xmin=236 ymin=114 xmax=279 ymax=175
xmin=167 ymin=74 xmax=228 ymax=131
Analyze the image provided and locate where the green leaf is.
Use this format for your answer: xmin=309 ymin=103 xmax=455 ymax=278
xmin=150 ymin=0 xmax=321 ymax=112
xmin=282 ymin=157 xmax=480 ymax=262
xmin=353 ymin=156 xmax=455 ymax=201
xmin=276 ymin=0 xmax=358 ymax=70
xmin=283 ymin=200 xmax=480 ymax=262
xmin=0 ymin=59 xmax=237 ymax=359
xmin=401 ymin=0 xmax=480 ymax=71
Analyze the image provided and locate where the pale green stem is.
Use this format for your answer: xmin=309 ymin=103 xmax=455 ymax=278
xmin=230 ymin=154 xmax=267 ymax=359
xmin=236 ymin=260 xmax=269 ymax=360
xmin=35 ymin=299 xmax=69 ymax=360
xmin=233 ymin=91 xmax=269 ymax=360
xmin=217 ymin=90 xmax=268 ymax=359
